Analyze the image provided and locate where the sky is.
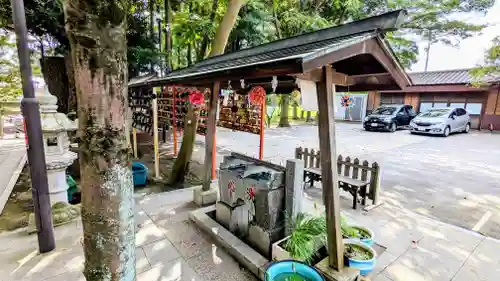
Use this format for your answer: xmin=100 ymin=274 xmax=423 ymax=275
xmin=409 ymin=0 xmax=500 ymax=72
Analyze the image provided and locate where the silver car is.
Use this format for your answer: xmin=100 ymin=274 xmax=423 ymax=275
xmin=409 ymin=107 xmax=471 ymax=137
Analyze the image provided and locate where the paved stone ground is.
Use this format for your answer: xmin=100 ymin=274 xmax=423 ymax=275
xmin=0 ymin=137 xmax=26 ymax=214
xmin=191 ymin=123 xmax=500 ymax=239
xmin=2 ymin=186 xmax=500 ymax=281
xmin=302 ymin=195 xmax=500 ymax=281
xmin=0 ymin=187 xmax=258 ymax=281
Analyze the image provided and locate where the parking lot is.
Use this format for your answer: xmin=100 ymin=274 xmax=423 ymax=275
xmin=207 ymin=123 xmax=500 ymax=238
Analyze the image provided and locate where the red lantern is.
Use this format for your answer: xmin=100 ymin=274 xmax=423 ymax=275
xmin=189 ymin=90 xmax=205 ymax=105
xmin=249 ymin=86 xmax=266 ymax=105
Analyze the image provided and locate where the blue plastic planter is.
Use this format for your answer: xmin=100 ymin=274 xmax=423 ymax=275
xmin=132 ymin=162 xmax=148 ymax=186
xmin=265 ymin=260 xmax=324 ymax=281
xmin=344 ymin=240 xmax=377 ymax=276
xmin=351 ymin=225 xmax=375 ymax=246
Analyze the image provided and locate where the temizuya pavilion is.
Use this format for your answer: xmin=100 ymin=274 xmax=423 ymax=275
xmin=130 ymin=9 xmax=412 ymax=274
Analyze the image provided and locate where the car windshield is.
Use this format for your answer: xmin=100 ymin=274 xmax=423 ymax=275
xmin=372 ymin=106 xmax=398 ymax=115
xmin=419 ymin=109 xmax=451 ymax=117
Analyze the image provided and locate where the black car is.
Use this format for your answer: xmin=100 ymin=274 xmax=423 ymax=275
xmin=363 ymin=104 xmax=417 ymax=132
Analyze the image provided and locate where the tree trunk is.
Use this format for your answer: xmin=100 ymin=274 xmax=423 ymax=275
xmin=300 ymin=110 xmax=305 ymax=119
xmin=164 ymin=0 xmax=172 ymax=72
xmin=187 ymin=42 xmax=193 ymax=66
xmin=149 ymin=0 xmax=155 ymax=72
xmin=209 ymin=0 xmax=247 ymax=57
xmin=41 ymin=57 xmax=70 ymax=113
xmin=197 ymin=0 xmax=219 ymax=61
xmin=272 ymin=0 xmax=282 ymax=39
xmin=292 ymin=104 xmax=298 ymax=120
xmin=168 ymin=105 xmax=197 ymax=185
xmin=169 ymin=0 xmax=247 ymax=185
xmin=306 ymin=111 xmax=312 ymax=122
xmin=64 ymin=1 xmax=135 ymax=280
xmin=278 ymin=95 xmax=291 ymax=127
xmin=64 ymin=53 xmax=77 ymax=113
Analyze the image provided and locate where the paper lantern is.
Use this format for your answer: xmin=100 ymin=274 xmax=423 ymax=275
xmin=189 ymin=90 xmax=205 ymax=105
xmin=249 ymin=86 xmax=266 ymax=105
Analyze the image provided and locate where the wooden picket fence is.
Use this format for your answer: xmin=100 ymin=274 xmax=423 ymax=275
xmin=295 ymin=146 xmax=381 ymax=205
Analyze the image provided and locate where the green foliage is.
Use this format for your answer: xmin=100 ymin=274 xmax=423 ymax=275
xmin=0 ymin=0 xmax=159 ymax=77
xmin=285 ymin=212 xmax=369 ymax=264
xmin=285 ymin=213 xmax=327 ymax=264
xmin=0 ymin=30 xmax=41 ymax=102
xmin=471 ymin=36 xmax=500 ymax=85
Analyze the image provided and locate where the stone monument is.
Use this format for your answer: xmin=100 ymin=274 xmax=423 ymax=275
xmin=216 ymin=153 xmax=287 ymax=257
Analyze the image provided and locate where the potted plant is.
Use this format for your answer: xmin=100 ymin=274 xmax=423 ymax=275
xmin=272 ymin=213 xmax=326 ymax=263
xmin=341 ymin=217 xmax=375 ymax=246
xmin=343 ymin=239 xmax=377 ymax=276
xmin=272 ymin=212 xmax=376 ymax=276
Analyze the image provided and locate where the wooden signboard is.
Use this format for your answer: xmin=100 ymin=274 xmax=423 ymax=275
xmin=157 ymin=86 xmax=209 ymax=136
xmin=217 ymin=91 xmax=263 ymax=135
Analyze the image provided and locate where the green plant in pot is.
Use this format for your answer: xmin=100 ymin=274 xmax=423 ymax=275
xmin=286 ymin=213 xmax=376 ymax=271
xmin=285 ymin=213 xmax=327 ymax=265
xmin=341 ymin=217 xmax=375 ymax=246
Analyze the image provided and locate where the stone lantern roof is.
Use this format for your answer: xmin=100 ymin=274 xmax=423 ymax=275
xmin=36 ymin=86 xmax=77 ymax=133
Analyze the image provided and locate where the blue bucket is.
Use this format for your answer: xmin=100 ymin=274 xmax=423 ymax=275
xmin=265 ymin=260 xmax=324 ymax=281
xmin=132 ymin=162 xmax=148 ymax=186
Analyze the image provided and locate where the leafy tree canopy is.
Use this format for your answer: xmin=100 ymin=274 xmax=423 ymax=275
xmin=471 ymin=36 xmax=500 ymax=84
xmin=0 ymin=0 xmax=159 ymax=77
xmin=0 ymin=30 xmax=41 ymax=102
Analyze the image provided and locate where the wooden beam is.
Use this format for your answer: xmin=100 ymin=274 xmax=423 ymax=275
xmin=292 ymin=68 xmax=323 ymax=82
xmin=369 ymin=38 xmax=411 ymax=90
xmin=203 ymin=81 xmax=220 ymax=191
xmin=292 ymin=68 xmax=354 ymax=86
xmin=316 ymin=65 xmax=344 ymax=271
xmin=302 ymin=40 xmax=367 ymax=72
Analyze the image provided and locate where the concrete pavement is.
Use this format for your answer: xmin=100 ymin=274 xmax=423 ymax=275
xmin=0 ymin=137 xmax=26 ymax=214
xmin=2 ymin=185 xmax=500 ymax=281
xmin=0 ymin=187 xmax=258 ymax=281
xmin=191 ymin=124 xmax=500 ymax=239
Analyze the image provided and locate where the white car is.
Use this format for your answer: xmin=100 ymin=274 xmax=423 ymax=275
xmin=409 ymin=107 xmax=471 ymax=137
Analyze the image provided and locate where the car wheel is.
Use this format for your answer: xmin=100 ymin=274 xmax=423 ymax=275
xmin=389 ymin=122 xmax=397 ymax=132
xmin=464 ymin=123 xmax=470 ymax=133
xmin=442 ymin=126 xmax=450 ymax=137
xmin=365 ymin=127 xmax=371 ymax=131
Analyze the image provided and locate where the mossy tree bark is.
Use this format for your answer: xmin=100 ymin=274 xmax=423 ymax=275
xmin=167 ymin=105 xmax=197 ymax=185
xmin=64 ymin=1 xmax=135 ymax=280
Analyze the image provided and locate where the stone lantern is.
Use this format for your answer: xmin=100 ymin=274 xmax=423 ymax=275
xmin=37 ymin=86 xmax=78 ymax=205
xmin=27 ymin=86 xmax=80 ymax=233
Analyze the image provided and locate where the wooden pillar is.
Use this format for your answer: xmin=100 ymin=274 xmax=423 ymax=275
xmin=203 ymin=81 xmax=220 ymax=191
xmin=132 ymin=127 xmax=138 ymax=158
xmin=316 ymin=65 xmax=344 ymax=271
xmin=152 ymin=92 xmax=161 ymax=179
xmin=259 ymin=101 xmax=266 ymax=160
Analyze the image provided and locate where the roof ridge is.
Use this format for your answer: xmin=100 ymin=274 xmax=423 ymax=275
xmin=409 ymin=68 xmax=471 ymax=74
